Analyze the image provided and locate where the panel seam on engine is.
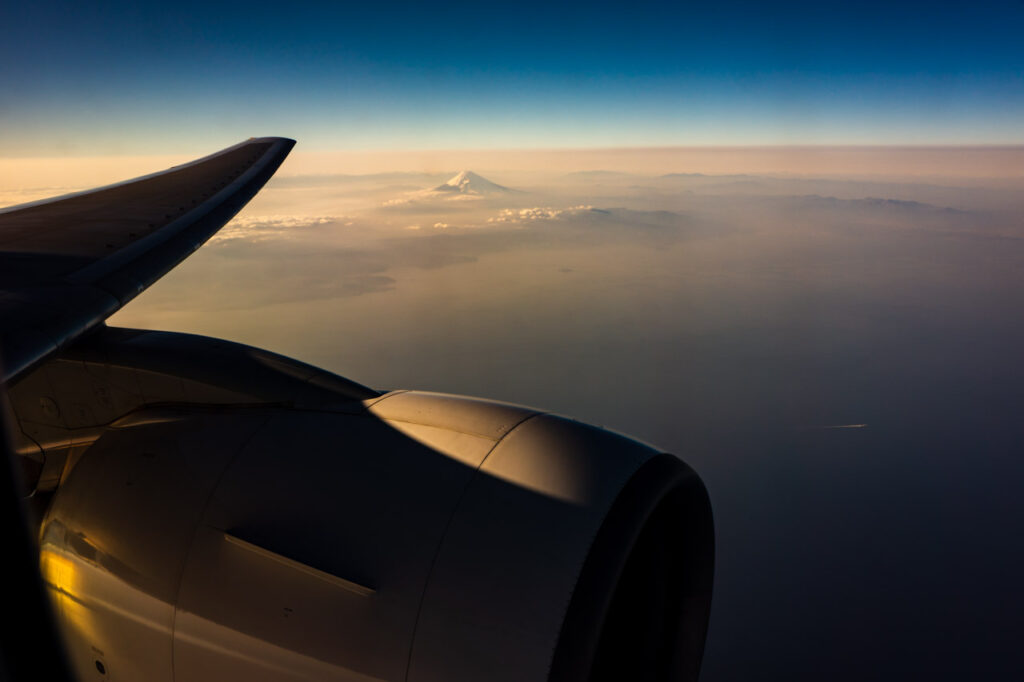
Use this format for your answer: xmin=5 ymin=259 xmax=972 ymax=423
xmin=400 ymin=410 xmax=547 ymax=682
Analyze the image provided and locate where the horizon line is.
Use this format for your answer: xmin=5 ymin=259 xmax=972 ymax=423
xmin=5 ymin=142 xmax=1024 ymax=161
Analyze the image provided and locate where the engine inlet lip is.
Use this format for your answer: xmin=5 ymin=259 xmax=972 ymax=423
xmin=548 ymin=453 xmax=715 ymax=682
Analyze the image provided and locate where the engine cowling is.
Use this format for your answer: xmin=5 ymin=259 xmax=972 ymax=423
xmin=20 ymin=330 xmax=713 ymax=681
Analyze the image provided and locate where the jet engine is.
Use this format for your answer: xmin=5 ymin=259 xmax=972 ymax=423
xmin=9 ymin=327 xmax=713 ymax=682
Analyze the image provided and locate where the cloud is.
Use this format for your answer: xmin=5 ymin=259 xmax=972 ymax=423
xmin=433 ymin=222 xmax=449 ymax=229
xmin=211 ymin=215 xmax=346 ymax=242
xmin=487 ymin=205 xmax=597 ymax=224
xmin=382 ymin=193 xmax=486 ymax=209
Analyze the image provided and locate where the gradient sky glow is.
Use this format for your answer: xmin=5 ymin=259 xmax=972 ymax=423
xmin=3 ymin=1 xmax=1024 ymax=155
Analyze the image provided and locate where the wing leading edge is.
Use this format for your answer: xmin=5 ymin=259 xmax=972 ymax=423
xmin=0 ymin=137 xmax=295 ymax=384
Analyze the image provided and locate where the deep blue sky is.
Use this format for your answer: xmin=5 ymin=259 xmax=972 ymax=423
xmin=3 ymin=1 xmax=1023 ymax=155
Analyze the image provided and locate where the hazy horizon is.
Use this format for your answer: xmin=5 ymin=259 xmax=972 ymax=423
xmin=5 ymin=144 xmax=1024 ymax=209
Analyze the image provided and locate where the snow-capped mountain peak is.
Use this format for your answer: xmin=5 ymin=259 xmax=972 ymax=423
xmin=382 ymin=170 xmax=518 ymax=206
xmin=432 ymin=170 xmax=509 ymax=195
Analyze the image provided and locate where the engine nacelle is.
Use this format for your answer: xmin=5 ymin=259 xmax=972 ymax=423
xmin=18 ymin=329 xmax=713 ymax=681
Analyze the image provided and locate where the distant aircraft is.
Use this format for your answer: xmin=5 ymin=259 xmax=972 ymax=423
xmin=0 ymin=138 xmax=713 ymax=681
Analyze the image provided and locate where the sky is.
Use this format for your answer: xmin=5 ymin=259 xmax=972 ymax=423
xmin=3 ymin=1 xmax=1024 ymax=156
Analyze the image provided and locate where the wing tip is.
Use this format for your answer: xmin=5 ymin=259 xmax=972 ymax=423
xmin=248 ymin=136 xmax=297 ymax=148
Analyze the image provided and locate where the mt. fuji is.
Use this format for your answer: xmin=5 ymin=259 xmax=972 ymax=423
xmin=429 ymin=171 xmax=511 ymax=196
xmin=382 ymin=170 xmax=519 ymax=207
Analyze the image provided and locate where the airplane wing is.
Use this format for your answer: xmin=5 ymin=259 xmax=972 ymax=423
xmin=0 ymin=137 xmax=295 ymax=384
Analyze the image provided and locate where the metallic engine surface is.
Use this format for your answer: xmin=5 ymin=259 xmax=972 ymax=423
xmin=38 ymin=400 xmax=661 ymax=680
xmin=18 ymin=329 xmax=712 ymax=681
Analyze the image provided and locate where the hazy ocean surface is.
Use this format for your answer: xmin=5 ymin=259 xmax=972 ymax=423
xmin=18 ymin=159 xmax=1022 ymax=680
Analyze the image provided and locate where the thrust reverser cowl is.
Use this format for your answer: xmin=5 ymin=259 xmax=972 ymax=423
xmin=40 ymin=390 xmax=713 ymax=682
